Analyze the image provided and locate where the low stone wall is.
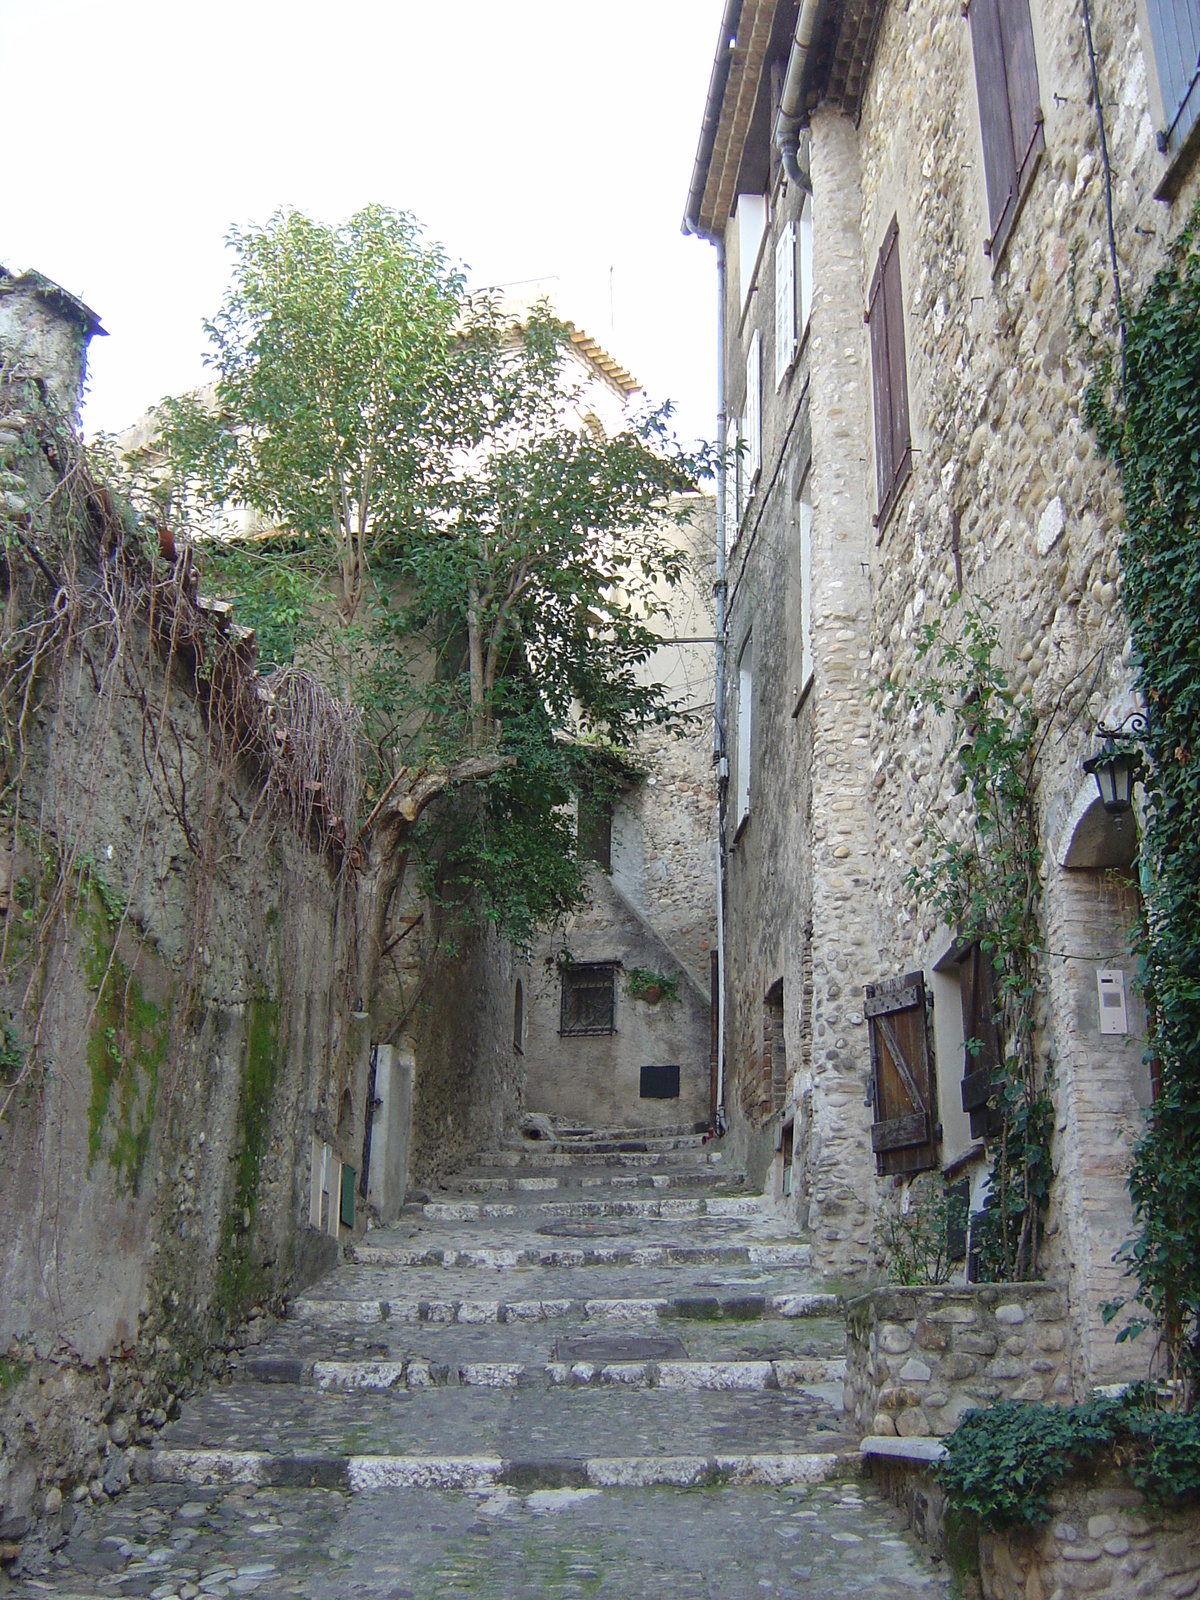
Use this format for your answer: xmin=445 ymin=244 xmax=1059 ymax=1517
xmin=978 ymin=1477 xmax=1200 ymax=1600
xmin=846 ymin=1284 xmax=1077 ymax=1438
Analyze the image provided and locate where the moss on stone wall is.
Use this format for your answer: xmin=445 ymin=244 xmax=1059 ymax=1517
xmin=82 ymin=892 xmax=168 ymax=1196
xmin=217 ymin=995 xmax=281 ymax=1319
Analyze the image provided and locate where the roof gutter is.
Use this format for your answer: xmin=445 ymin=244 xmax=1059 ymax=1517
xmin=773 ymin=0 xmax=823 ymax=190
xmin=682 ymin=0 xmax=745 ymax=238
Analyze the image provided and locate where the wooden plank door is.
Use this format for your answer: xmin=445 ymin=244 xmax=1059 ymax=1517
xmin=865 ymin=973 xmax=938 ymax=1175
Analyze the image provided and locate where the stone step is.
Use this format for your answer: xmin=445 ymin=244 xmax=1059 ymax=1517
xmin=145 ymin=1383 xmax=855 ymax=1468
xmin=239 ymin=1354 xmax=845 ymax=1394
xmin=140 ymin=1446 xmax=849 ymax=1494
xmin=419 ymin=1195 xmax=766 ymax=1223
xmin=290 ymin=1289 xmax=841 ymax=1328
xmin=349 ymin=1238 xmax=814 ymax=1271
xmin=468 ymin=1147 xmax=726 ymax=1169
xmin=236 ymin=1314 xmax=848 ymax=1380
xmin=444 ymin=1170 xmax=747 ymax=1194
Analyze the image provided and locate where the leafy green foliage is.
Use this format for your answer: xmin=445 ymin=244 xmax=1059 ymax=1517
xmin=936 ymin=1396 xmax=1200 ymax=1526
xmin=873 ymin=1173 xmax=968 ymax=1285
xmin=624 ymin=968 xmax=681 ymax=1003
xmin=1084 ymin=207 xmax=1200 ymax=1406
xmin=902 ymin=606 xmax=1052 ymax=1280
xmin=161 ymin=206 xmax=709 ymax=958
xmin=0 ymin=1357 xmax=28 ymax=1392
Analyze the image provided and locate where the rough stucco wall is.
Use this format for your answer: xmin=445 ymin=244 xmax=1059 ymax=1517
xmin=0 ymin=626 xmax=347 ymax=1534
xmin=844 ymin=0 xmax=1181 ymax=1372
xmin=523 ymin=872 xmax=711 ymax=1132
xmin=612 ymin=496 xmax=719 ymax=992
xmin=404 ymin=919 xmax=525 ymax=1184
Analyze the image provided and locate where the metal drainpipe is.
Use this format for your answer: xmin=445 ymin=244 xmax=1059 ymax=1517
xmin=773 ymin=0 xmax=823 ymax=188
xmin=681 ymin=230 xmax=728 ymax=1135
xmin=683 ymin=2 xmax=740 ymax=1136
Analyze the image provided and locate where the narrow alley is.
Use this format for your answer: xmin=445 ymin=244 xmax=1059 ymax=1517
xmin=11 ymin=1127 xmax=945 ymax=1599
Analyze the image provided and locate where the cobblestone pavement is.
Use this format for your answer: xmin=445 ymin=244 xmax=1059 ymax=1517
xmin=9 ymin=1131 xmax=948 ymax=1598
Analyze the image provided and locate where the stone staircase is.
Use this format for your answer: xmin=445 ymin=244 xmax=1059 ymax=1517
xmin=11 ymin=1128 xmax=949 ymax=1598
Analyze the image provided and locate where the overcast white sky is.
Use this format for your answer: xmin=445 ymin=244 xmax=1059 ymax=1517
xmin=1 ymin=1 xmax=721 ymax=446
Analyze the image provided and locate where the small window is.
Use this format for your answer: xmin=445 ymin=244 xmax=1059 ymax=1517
xmin=737 ymin=193 xmax=768 ymax=309
xmin=868 ymin=217 xmax=912 ymax=533
xmin=957 ymin=943 xmax=1005 ymax=1139
xmin=513 ymin=980 xmax=524 ymax=1054
xmin=865 ymin=972 xmax=938 ymax=1176
xmin=798 ymin=192 xmax=814 ymax=334
xmin=799 ymin=495 xmax=813 ymax=698
xmin=725 ymin=418 xmax=741 ymax=549
xmin=745 ymin=329 xmax=762 ymax=491
xmin=1143 ymin=0 xmax=1200 ymax=168
xmin=966 ymin=0 xmax=1044 ymax=264
xmin=764 ymin=979 xmax=787 ymax=1113
xmin=775 ymin=220 xmax=797 ymax=389
xmin=736 ymin=636 xmax=753 ymax=831
xmin=560 ymin=962 xmax=617 ymax=1037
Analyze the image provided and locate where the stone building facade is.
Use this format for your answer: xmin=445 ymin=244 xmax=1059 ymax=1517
xmin=518 ymin=495 xmax=719 ymax=1134
xmin=685 ymin=0 xmax=1194 ymax=1382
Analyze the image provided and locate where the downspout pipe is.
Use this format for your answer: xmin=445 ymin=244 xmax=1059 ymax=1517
xmin=773 ymin=0 xmax=823 ymax=190
xmin=682 ymin=1 xmax=738 ymax=1131
xmin=676 ymin=226 xmax=729 ymax=1134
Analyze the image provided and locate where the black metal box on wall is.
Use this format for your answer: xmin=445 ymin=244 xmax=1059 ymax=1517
xmin=640 ymin=1063 xmax=681 ymax=1098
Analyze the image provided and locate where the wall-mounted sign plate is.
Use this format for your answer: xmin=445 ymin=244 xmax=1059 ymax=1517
xmin=1097 ymin=969 xmax=1128 ymax=1036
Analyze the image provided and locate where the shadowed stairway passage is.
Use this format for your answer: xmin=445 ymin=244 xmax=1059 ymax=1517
xmin=11 ymin=1127 xmax=949 ymax=1599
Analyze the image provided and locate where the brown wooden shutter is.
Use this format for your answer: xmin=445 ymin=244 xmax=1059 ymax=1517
xmin=869 ymin=219 xmax=911 ymax=528
xmin=881 ymin=225 xmax=911 ymax=493
xmin=967 ymin=0 xmax=1017 ymax=240
xmin=868 ymin=251 xmax=892 ymax=514
xmin=865 ymin=973 xmax=938 ymax=1176
xmin=958 ymin=943 xmax=1005 ymax=1139
xmin=999 ymin=0 xmax=1044 ymax=191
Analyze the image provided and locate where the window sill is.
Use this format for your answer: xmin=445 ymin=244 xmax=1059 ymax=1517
xmin=775 ymin=318 xmax=811 ymax=395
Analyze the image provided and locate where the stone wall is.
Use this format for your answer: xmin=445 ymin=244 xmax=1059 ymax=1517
xmin=865 ymin=1461 xmax=1200 ymax=1600
xmin=522 ymin=872 xmax=712 ymax=1132
xmin=978 ymin=1479 xmax=1200 ymax=1600
xmin=846 ymin=1284 xmax=1077 ymax=1440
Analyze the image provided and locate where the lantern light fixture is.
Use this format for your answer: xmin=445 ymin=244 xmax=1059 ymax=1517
xmin=1083 ymin=712 xmax=1147 ymax=820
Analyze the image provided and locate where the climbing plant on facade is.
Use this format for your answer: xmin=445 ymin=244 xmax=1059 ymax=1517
xmin=902 ymin=604 xmax=1053 ymax=1282
xmin=1084 ymin=206 xmax=1200 ymax=1410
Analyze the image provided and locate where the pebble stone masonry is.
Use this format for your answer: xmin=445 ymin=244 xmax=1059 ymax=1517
xmin=2 ymin=1127 xmax=951 ymax=1599
xmin=846 ymin=1284 xmax=1076 ymax=1440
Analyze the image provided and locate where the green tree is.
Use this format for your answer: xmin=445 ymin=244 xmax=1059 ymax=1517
xmin=159 ymin=206 xmax=706 ymax=1009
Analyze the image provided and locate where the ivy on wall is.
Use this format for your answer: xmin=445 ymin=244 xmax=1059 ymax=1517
xmin=902 ymin=606 xmax=1053 ymax=1282
xmin=936 ymin=1394 xmax=1200 ymax=1527
xmin=1085 ymin=209 xmax=1200 ymax=1407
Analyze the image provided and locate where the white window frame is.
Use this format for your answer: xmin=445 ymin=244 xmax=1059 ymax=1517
xmin=745 ymin=329 xmax=762 ymax=492
xmin=737 ymin=635 xmax=753 ymax=831
xmin=737 ymin=194 xmax=768 ymax=310
xmin=799 ymin=192 xmax=814 ymax=335
xmin=775 ymin=220 xmax=797 ymax=389
xmin=725 ymin=418 xmax=740 ymax=551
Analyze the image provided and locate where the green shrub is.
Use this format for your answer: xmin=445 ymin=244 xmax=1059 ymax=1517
xmin=936 ymin=1396 xmax=1200 ymax=1527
